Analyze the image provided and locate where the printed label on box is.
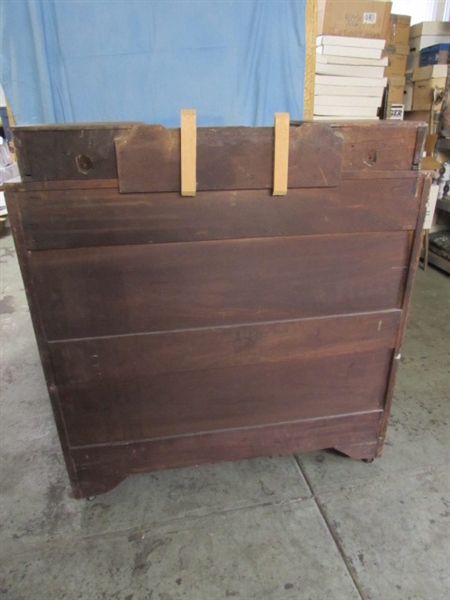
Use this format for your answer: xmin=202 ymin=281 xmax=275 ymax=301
xmin=389 ymin=104 xmax=404 ymax=120
xmin=363 ymin=12 xmax=377 ymax=25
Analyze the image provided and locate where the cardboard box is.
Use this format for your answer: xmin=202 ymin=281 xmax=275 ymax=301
xmin=412 ymin=64 xmax=448 ymax=82
xmin=412 ymin=77 xmax=447 ymax=111
xmin=383 ymin=51 xmax=408 ymax=76
xmin=410 ymin=21 xmax=450 ymax=39
xmin=403 ymin=110 xmax=430 ymax=122
xmin=407 ymin=51 xmax=421 ymax=71
xmin=317 ymin=0 xmax=392 ymax=39
xmin=387 ymin=76 xmax=405 ymax=104
xmin=409 ymin=35 xmax=450 ymax=52
xmin=386 ymin=14 xmax=410 ymax=47
xmin=420 ymin=43 xmax=450 ymax=66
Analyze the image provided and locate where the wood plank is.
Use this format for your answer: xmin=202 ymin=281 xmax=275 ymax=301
xmin=13 ymin=125 xmax=136 ymax=182
xmin=71 ymin=411 xmax=382 ymax=498
xmin=50 ymin=311 xmax=399 ymax=447
xmin=116 ymin=123 xmax=343 ymax=193
xmin=53 ymin=349 xmax=392 ymax=447
xmin=376 ymin=174 xmax=431 ymax=455
xmin=273 ymin=113 xmax=290 ymax=195
xmin=338 ymin=123 xmax=417 ymax=172
xmin=180 ymin=109 xmax=197 ymax=196
xmin=303 ymin=0 xmax=317 ymax=120
xmin=14 ymin=178 xmax=420 ymax=251
xmin=2 ymin=168 xmax=419 ymax=193
xmin=49 ymin=310 xmax=401 ymax=379
xmin=13 ymin=121 xmax=422 ymax=185
xmin=412 ymin=124 xmax=428 ymax=169
xmin=29 ymin=232 xmax=412 ymax=340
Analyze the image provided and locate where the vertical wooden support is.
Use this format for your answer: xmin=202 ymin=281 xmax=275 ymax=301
xmin=273 ymin=112 xmax=290 ymax=196
xmin=304 ymin=0 xmax=317 ymax=120
xmin=180 ymin=109 xmax=196 ymax=196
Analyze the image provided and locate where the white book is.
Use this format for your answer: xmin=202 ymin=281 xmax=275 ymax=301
xmin=315 ymin=74 xmax=387 ymax=87
xmin=313 ymin=115 xmax=379 ymax=121
xmin=316 ymin=53 xmax=388 ymax=67
xmin=314 ymin=105 xmax=379 ymax=117
xmin=316 ymin=35 xmax=386 ymax=50
xmin=314 ymin=95 xmax=381 ymax=108
xmin=317 ymin=45 xmax=382 ymax=60
xmin=315 ymin=62 xmax=385 ymax=78
xmin=315 ymin=83 xmax=385 ymax=98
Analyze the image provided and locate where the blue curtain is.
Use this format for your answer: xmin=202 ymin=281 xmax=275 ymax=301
xmin=1 ymin=0 xmax=306 ymax=126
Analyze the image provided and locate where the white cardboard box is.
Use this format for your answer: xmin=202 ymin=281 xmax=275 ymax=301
xmin=410 ymin=21 xmax=450 ymax=38
xmin=424 ymin=184 xmax=439 ymax=229
xmin=409 ymin=34 xmax=450 ymax=51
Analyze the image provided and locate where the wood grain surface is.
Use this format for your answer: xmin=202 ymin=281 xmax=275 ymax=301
xmin=29 ymin=232 xmax=411 ymax=340
xmin=71 ymin=411 xmax=382 ymax=498
xmin=12 ymin=121 xmax=422 ymax=185
xmin=116 ymin=123 xmax=343 ymax=192
xmin=5 ymin=121 xmax=426 ymax=498
xmin=15 ymin=178 xmax=419 ymax=251
xmin=49 ymin=312 xmax=398 ymax=446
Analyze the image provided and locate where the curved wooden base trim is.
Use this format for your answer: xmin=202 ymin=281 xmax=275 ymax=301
xmin=333 ymin=441 xmax=379 ymax=461
xmin=70 ymin=411 xmax=381 ymax=498
xmin=70 ymin=474 xmax=128 ymax=500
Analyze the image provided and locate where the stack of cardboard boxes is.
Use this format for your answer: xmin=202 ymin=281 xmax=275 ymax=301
xmin=405 ymin=21 xmax=450 ymax=128
xmin=383 ymin=13 xmax=410 ymax=119
xmin=314 ymin=0 xmax=392 ymax=121
xmin=312 ymin=2 xmax=449 ymax=125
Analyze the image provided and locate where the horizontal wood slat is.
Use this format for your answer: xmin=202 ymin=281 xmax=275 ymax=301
xmin=13 ymin=125 xmax=134 ymax=182
xmin=55 ymin=347 xmax=390 ymax=446
xmin=72 ymin=411 xmax=382 ymax=497
xmin=15 ymin=178 xmax=419 ymax=251
xmin=49 ymin=310 xmax=401 ymax=379
xmin=29 ymin=233 xmax=411 ymax=341
xmin=12 ymin=121 xmax=421 ymax=185
xmin=116 ymin=122 xmax=343 ymax=192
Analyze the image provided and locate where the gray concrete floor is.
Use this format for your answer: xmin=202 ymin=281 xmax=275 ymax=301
xmin=1 ymin=228 xmax=449 ymax=600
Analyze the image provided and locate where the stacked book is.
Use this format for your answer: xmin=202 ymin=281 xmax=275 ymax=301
xmin=314 ymin=36 xmax=388 ymax=121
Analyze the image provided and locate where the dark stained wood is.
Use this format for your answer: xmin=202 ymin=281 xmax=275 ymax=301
xmin=71 ymin=411 xmax=382 ymax=498
xmin=49 ymin=310 xmax=401 ymax=377
xmin=2 ymin=179 xmax=119 ymax=192
xmin=0 ymin=169 xmax=420 ymax=194
xmin=412 ymin=124 xmax=428 ymax=170
xmin=376 ymin=174 xmax=431 ymax=454
xmin=115 ymin=123 xmax=343 ymax=192
xmin=12 ymin=121 xmax=421 ymax=186
xmin=30 ymin=233 xmax=411 ymax=341
xmin=13 ymin=124 xmax=137 ymax=182
xmin=333 ymin=441 xmax=378 ymax=460
xmin=54 ymin=349 xmax=392 ymax=447
xmin=16 ymin=178 xmax=420 ymax=251
xmin=5 ymin=121 xmax=426 ymax=499
xmin=336 ymin=122 xmax=418 ymax=172
xmin=341 ymin=170 xmax=418 ymax=180
xmin=49 ymin=312 xmax=399 ymax=446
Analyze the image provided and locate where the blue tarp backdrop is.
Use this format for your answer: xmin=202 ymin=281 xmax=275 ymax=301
xmin=1 ymin=0 xmax=306 ymax=127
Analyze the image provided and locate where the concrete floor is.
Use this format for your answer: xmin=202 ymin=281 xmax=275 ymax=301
xmin=0 ymin=228 xmax=449 ymax=600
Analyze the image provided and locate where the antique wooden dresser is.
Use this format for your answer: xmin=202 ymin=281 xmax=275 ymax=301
xmin=5 ymin=120 xmax=428 ymax=498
